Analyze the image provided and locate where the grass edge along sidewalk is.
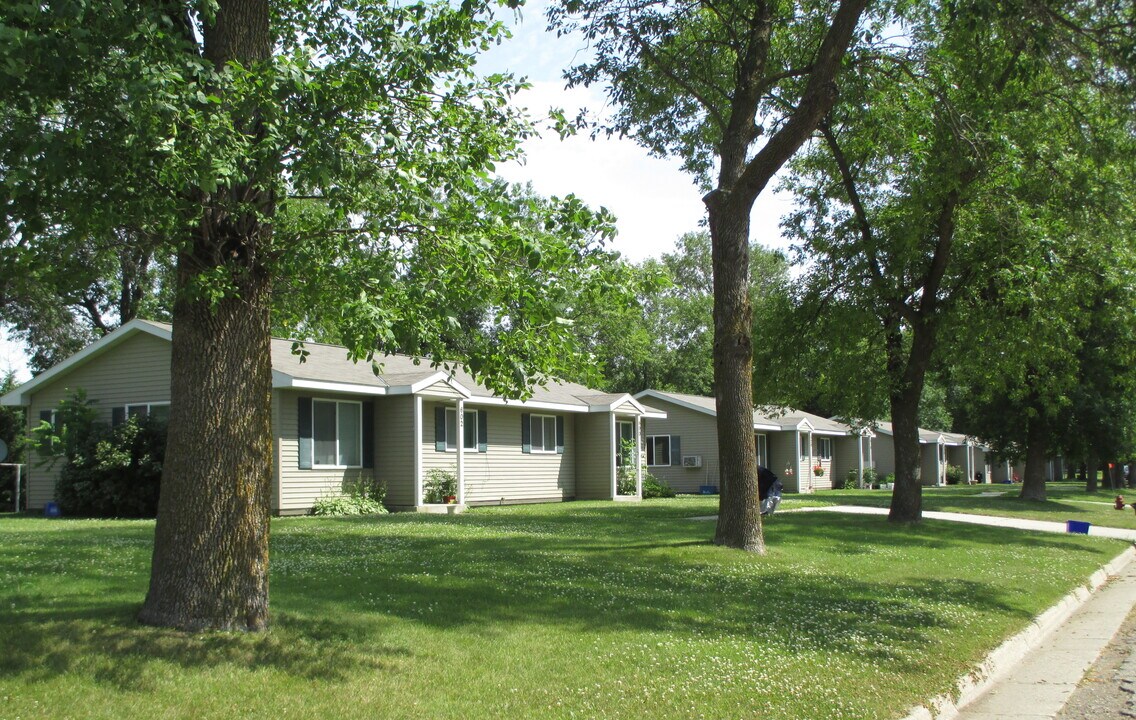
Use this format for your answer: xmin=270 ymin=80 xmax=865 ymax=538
xmin=903 ymin=545 xmax=1136 ymax=720
xmin=0 ymin=501 xmax=1130 ymax=720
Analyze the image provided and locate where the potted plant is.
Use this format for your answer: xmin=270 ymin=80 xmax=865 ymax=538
xmin=424 ymin=469 xmax=458 ymax=504
xmin=813 ymin=465 xmax=824 ymax=477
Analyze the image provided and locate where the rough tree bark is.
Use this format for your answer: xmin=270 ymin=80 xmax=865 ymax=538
xmin=1085 ymin=450 xmax=1099 ymax=493
xmin=710 ymin=0 xmax=869 ymax=551
xmin=138 ymin=0 xmax=276 ymax=631
xmin=1020 ymin=414 xmax=1048 ymax=501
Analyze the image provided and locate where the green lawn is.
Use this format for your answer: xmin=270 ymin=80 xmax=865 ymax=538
xmin=795 ymin=481 xmax=1136 ymax=528
xmin=0 ymin=498 xmax=1127 ymax=719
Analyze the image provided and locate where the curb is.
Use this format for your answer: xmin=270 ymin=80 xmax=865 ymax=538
xmin=901 ymin=544 xmax=1136 ymax=720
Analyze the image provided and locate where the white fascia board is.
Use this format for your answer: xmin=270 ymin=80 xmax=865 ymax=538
xmin=796 ymin=418 xmax=816 ymax=433
xmin=640 ymin=410 xmax=668 ymax=419
xmin=0 ymin=319 xmax=170 ymax=406
xmin=753 ymin=422 xmax=781 ymax=432
xmin=859 ymin=428 xmax=877 ymax=438
xmin=464 ymin=396 xmax=590 ymax=414
xmin=633 ymin=390 xmax=718 ymax=418
xmin=274 ymin=377 xmax=388 ymax=396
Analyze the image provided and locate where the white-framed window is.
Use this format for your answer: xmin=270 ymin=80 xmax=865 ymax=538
xmin=443 ymin=408 xmax=478 ymax=452
xmin=530 ymin=414 xmax=558 ymax=453
xmin=755 ymin=433 xmax=768 ymax=467
xmin=646 ymin=435 xmax=671 ymax=467
xmin=616 ymin=420 xmax=635 ymax=466
xmin=800 ymin=436 xmax=811 ymax=459
xmin=313 ymin=399 xmax=362 ymax=468
xmin=817 ymin=437 xmax=832 ymax=460
xmin=127 ymin=403 xmax=170 ymax=423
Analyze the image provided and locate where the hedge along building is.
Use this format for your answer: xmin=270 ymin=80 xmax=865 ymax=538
xmin=1 ymin=319 xmax=666 ymax=514
xmin=631 ymin=390 xmax=865 ymax=494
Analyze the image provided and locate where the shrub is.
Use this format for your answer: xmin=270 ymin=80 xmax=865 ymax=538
xmin=423 ymin=469 xmax=458 ymax=503
xmin=837 ymin=469 xmax=854 ymax=490
xmin=883 ymin=473 xmax=896 ymax=488
xmin=642 ymin=472 xmax=675 ymax=498
xmin=944 ymin=464 xmax=963 ymax=485
xmin=40 ymin=391 xmax=166 ymax=518
xmin=861 ymin=467 xmax=880 ymax=489
xmin=312 ymin=477 xmax=388 ymax=516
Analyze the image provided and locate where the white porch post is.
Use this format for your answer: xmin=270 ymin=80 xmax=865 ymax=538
xmin=636 ymin=416 xmax=643 ymax=497
xmin=414 ymin=396 xmax=423 ymax=506
xmin=857 ymin=435 xmax=865 ymax=487
xmin=609 ymin=413 xmax=618 ymax=499
xmin=456 ymin=398 xmax=465 ymax=504
xmin=807 ymin=431 xmax=815 ymax=492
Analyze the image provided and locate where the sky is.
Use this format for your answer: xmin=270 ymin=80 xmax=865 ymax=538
xmin=477 ymin=2 xmax=798 ymax=263
xmin=0 ymin=2 xmax=800 ymax=383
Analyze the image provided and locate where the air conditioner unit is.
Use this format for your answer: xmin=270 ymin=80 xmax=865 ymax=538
xmin=682 ymin=455 xmax=702 ymax=468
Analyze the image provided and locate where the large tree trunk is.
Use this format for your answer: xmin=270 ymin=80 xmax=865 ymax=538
xmin=889 ymin=386 xmax=924 ymax=522
xmin=703 ymin=0 xmax=868 ymax=551
xmin=1085 ymin=450 xmax=1099 ymax=492
xmin=139 ymin=0 xmax=275 ymax=631
xmin=1020 ymin=415 xmax=1047 ymax=500
xmin=709 ymin=198 xmax=762 ymax=553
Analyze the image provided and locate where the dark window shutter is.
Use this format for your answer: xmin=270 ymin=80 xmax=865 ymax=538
xmin=111 ymin=406 xmax=126 ymax=427
xmin=670 ymin=435 xmax=682 ymax=466
xmin=555 ymin=416 xmax=565 ymax=455
xmin=362 ymin=401 xmax=375 ymax=469
xmin=297 ymin=397 xmax=313 ymax=469
xmin=521 ymin=413 xmax=531 ymax=454
xmin=477 ymin=410 xmax=487 ymax=452
xmin=38 ymin=409 xmax=53 ymax=428
xmin=434 ymin=407 xmax=446 ymax=452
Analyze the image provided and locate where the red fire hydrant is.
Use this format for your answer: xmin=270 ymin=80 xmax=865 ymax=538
xmin=1116 ymin=495 xmax=1126 ymax=510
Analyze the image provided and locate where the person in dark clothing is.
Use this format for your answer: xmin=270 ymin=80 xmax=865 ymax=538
xmin=758 ymin=465 xmax=783 ymax=515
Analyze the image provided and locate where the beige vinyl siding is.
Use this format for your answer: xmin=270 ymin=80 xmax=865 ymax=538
xmin=945 ymin=446 xmax=971 ymax=483
xmin=833 ymin=436 xmax=862 ymax=488
xmin=872 ymin=436 xmax=896 ymax=477
xmin=921 ymin=444 xmax=942 ymax=486
xmin=420 ymin=401 xmax=459 ymax=478
xmin=811 ymin=436 xmax=834 ymax=491
xmin=640 ymin=400 xmax=719 ymax=493
xmin=24 ymin=332 xmax=172 ymax=509
xmin=574 ymin=413 xmax=612 ymax=499
xmin=768 ymin=431 xmax=800 ymax=493
xmin=420 ymin=402 xmax=577 ymax=505
xmin=377 ymin=396 xmax=415 ymax=508
xmin=276 ymin=389 xmax=376 ymax=514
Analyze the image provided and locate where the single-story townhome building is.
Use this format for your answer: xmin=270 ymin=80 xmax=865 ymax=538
xmin=631 ymin=390 xmax=866 ymax=494
xmin=865 ymin=423 xmax=1000 ymax=486
xmin=2 ymin=319 xmax=666 ymax=514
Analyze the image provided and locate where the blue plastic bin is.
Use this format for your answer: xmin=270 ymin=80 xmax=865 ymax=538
xmin=1066 ymin=520 xmax=1091 ymax=534
xmin=699 ymin=485 xmax=719 ymax=495
xmin=43 ymin=501 xmax=61 ymax=518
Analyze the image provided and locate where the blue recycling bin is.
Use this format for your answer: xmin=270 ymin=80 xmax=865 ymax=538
xmin=43 ymin=501 xmax=61 ymax=518
xmin=1066 ymin=520 xmax=1090 ymax=534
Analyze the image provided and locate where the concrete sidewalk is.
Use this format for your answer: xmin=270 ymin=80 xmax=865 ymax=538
xmin=794 ymin=505 xmax=1136 ymax=719
xmin=798 ymin=504 xmax=1136 ymax=542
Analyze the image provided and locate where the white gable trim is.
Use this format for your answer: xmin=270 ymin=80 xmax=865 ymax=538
xmin=0 ymin=319 xmax=172 ymax=406
xmin=400 ymin=372 xmax=472 ymax=398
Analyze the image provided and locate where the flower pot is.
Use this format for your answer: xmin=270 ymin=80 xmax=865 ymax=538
xmin=445 ymin=495 xmax=456 ymax=504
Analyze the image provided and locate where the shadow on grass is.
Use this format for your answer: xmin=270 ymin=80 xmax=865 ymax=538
xmin=0 ymin=504 xmax=1115 ymax=690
